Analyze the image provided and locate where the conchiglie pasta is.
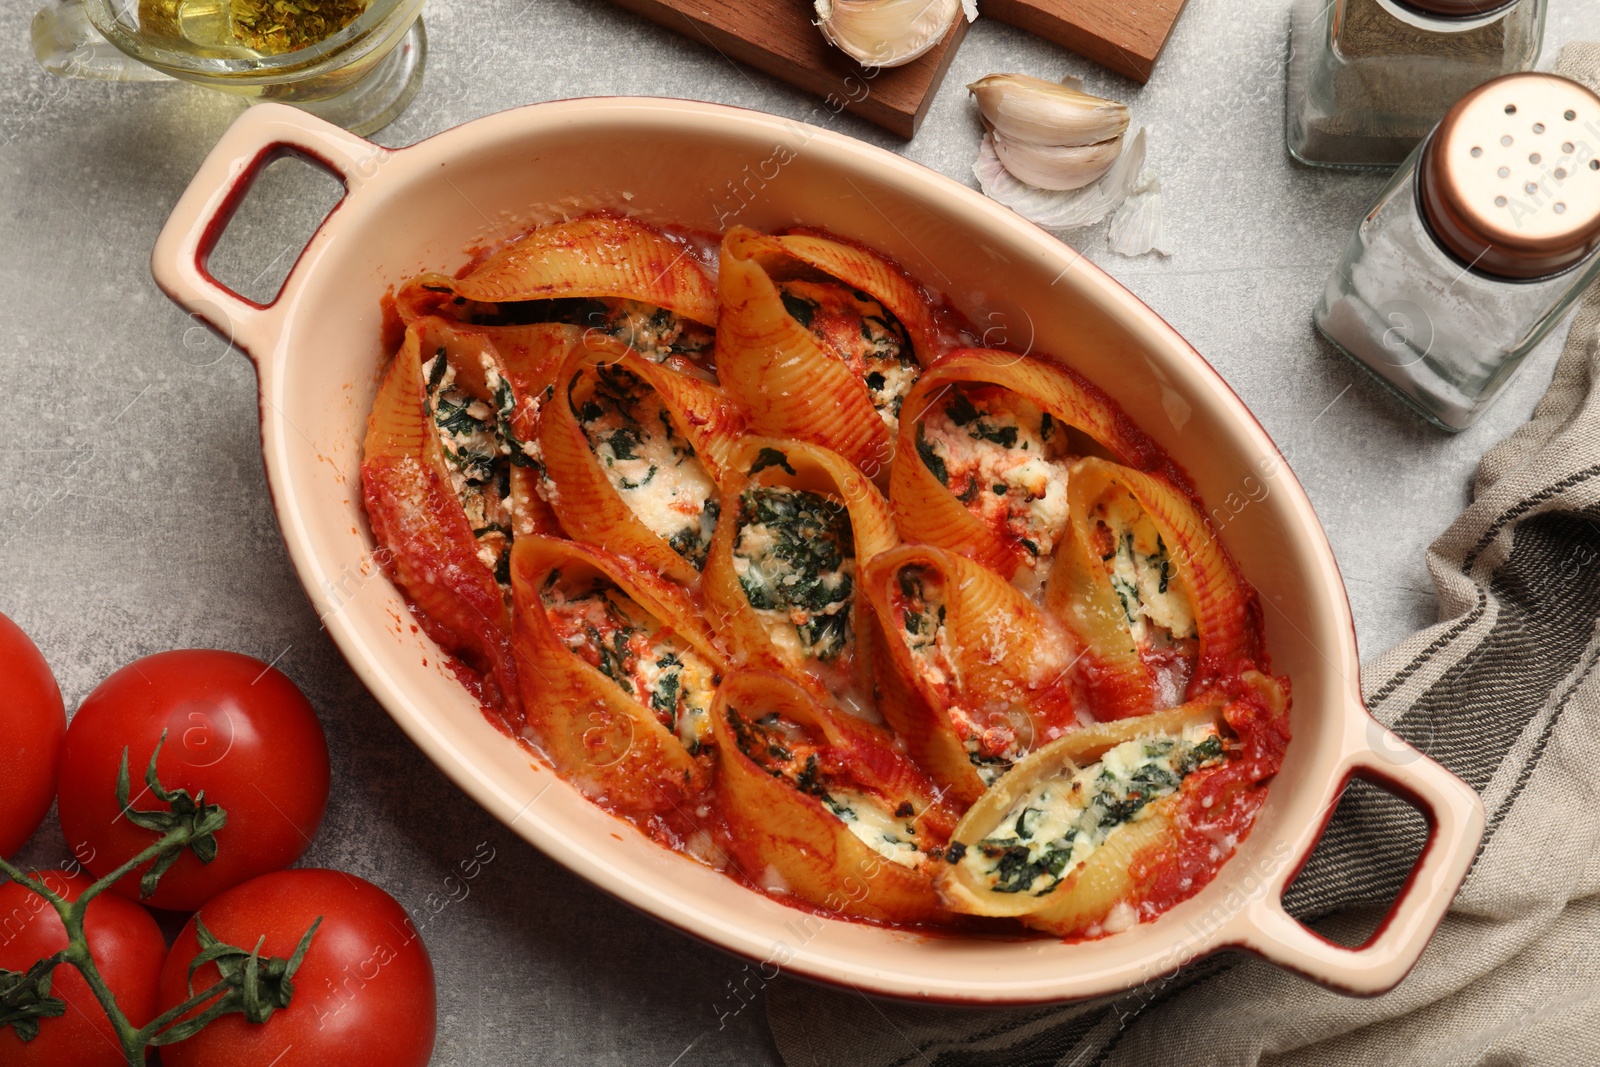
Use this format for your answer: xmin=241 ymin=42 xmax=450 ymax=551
xmin=701 ymin=437 xmax=897 ymax=711
xmin=509 ymin=536 xmax=727 ymax=826
xmin=710 ymin=670 xmax=956 ymax=924
xmin=890 ymin=349 xmax=1165 ymax=591
xmin=537 ymin=338 xmax=745 ymax=584
xmin=936 ymin=699 xmax=1230 ymax=932
xmin=361 ymin=326 xmax=521 ymax=718
xmin=363 ymin=214 xmax=1290 ymax=940
xmin=1046 ymin=457 xmax=1260 ymax=720
xmin=861 ymin=544 xmax=1082 ymax=806
xmin=421 ymin=216 xmax=718 ymax=370
xmin=714 ymin=226 xmax=934 ymax=476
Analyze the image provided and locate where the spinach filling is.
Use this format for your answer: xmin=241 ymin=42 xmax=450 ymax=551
xmin=974 ymin=731 xmax=1226 ymax=897
xmin=471 ymin=297 xmax=712 ymax=363
xmin=541 ymin=573 xmax=716 ymax=754
xmin=727 ymin=707 xmax=923 ymax=862
xmin=734 ymin=487 xmax=856 ymax=662
xmin=897 ymin=566 xmax=945 ymax=653
xmin=573 ymin=364 xmax=719 ymax=568
xmin=774 ymin=280 xmax=919 ymax=425
xmin=421 ymin=349 xmax=516 ymax=592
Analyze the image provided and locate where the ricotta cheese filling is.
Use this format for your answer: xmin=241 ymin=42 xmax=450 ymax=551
xmin=541 ymin=573 xmax=717 ymax=754
xmin=775 ymin=279 xmax=919 ymax=436
xmin=587 ymin=298 xmax=714 ymax=365
xmin=571 ymin=364 xmax=720 ymax=568
xmin=914 ymin=384 xmax=1075 ymax=587
xmin=959 ymin=724 xmax=1225 ymax=898
xmin=422 ymin=350 xmax=515 ymax=591
xmin=732 ymin=486 xmax=856 ymax=668
xmin=1088 ymin=486 xmax=1197 ymax=703
xmin=896 ymin=565 xmax=1025 ymax=785
xmin=727 ymin=706 xmax=927 ymax=868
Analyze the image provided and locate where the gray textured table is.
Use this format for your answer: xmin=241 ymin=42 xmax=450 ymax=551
xmin=3 ymin=1 xmax=1594 ymax=1063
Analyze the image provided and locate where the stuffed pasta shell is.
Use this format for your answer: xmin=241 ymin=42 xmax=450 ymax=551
xmin=362 ymin=325 xmax=524 ymax=717
xmin=701 ymin=438 xmax=897 ymax=711
xmin=891 ymin=349 xmax=1163 ymax=593
xmin=862 ymin=545 xmax=1082 ymax=806
xmin=405 ymin=215 xmax=718 ymax=371
xmin=1046 ymin=458 xmax=1260 ymax=720
xmin=509 ymin=536 xmax=727 ymax=828
xmin=714 ymin=226 xmax=939 ymax=476
xmin=710 ymin=671 xmax=956 ymax=923
xmin=937 ymin=674 xmax=1286 ymax=938
xmin=536 ymin=339 xmax=745 ymax=584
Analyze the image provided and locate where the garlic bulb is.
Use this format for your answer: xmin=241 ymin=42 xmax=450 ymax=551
xmin=969 ymin=73 xmax=1130 ymax=191
xmin=815 ymin=0 xmax=971 ymax=69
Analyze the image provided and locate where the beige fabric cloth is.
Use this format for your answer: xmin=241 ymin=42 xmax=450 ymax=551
xmin=766 ymin=42 xmax=1600 ymax=1067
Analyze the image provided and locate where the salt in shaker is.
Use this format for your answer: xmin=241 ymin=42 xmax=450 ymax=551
xmin=1315 ymin=72 xmax=1600 ymax=431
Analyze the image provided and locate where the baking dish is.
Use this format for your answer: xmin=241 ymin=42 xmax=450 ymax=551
xmin=150 ymin=99 xmax=1484 ymax=1004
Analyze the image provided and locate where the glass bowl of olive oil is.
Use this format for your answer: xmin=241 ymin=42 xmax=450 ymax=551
xmin=32 ymin=0 xmax=426 ymax=134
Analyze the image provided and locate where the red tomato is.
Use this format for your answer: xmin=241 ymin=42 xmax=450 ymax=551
xmin=0 ymin=869 xmax=165 ymax=1067
xmin=57 ymin=650 xmax=330 ymax=911
xmin=156 ymin=870 xmax=436 ymax=1067
xmin=0 ymin=610 xmax=66 ymax=858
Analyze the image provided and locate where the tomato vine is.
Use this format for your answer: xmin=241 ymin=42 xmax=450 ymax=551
xmin=0 ymin=734 xmax=320 ymax=1065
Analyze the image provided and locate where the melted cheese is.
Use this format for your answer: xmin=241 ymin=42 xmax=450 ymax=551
xmin=824 ymin=789 xmax=923 ymax=868
xmin=732 ymin=487 xmax=856 ymax=669
xmin=598 ymin=299 xmax=713 ymax=364
xmin=917 ymin=385 xmax=1074 ymax=586
xmin=962 ymin=724 xmax=1223 ymax=897
xmin=574 ymin=367 xmax=718 ymax=567
xmin=542 ymin=579 xmax=717 ymax=753
xmin=1094 ymin=487 xmax=1196 ymax=646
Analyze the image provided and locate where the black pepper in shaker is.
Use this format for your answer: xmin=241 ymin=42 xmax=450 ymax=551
xmin=1288 ymin=0 xmax=1547 ymax=169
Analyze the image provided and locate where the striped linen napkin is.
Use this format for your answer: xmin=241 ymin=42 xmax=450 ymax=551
xmin=766 ymin=42 xmax=1600 ymax=1067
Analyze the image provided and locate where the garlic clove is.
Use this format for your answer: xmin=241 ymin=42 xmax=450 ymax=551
xmin=973 ymin=127 xmax=1148 ymax=232
xmin=815 ymin=0 xmax=963 ymax=69
xmin=968 ymin=73 xmax=1130 ymax=148
xmin=990 ymin=130 xmax=1123 ymax=191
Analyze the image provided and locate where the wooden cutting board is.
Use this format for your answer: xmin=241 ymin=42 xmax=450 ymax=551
xmin=606 ymin=0 xmax=969 ymax=139
xmin=606 ymin=0 xmax=1187 ymax=139
xmin=984 ymin=0 xmax=1189 ymax=84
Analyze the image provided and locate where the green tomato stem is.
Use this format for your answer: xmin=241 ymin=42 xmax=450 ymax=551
xmin=134 ymin=974 xmax=234 ymax=1046
xmin=0 ymin=818 xmax=208 ymax=1065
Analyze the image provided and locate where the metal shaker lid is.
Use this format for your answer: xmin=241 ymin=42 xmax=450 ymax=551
xmin=1419 ymin=72 xmax=1600 ymax=280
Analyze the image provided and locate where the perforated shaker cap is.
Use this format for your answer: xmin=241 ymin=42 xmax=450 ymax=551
xmin=1420 ymin=73 xmax=1600 ymax=280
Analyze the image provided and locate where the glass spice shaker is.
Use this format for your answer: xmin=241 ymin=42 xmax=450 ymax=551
xmin=1287 ymin=0 xmax=1546 ymax=169
xmin=1315 ymin=73 xmax=1600 ymax=431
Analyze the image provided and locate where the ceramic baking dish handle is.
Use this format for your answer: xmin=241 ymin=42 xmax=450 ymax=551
xmin=1232 ymin=718 xmax=1484 ymax=996
xmin=150 ymin=103 xmax=388 ymax=359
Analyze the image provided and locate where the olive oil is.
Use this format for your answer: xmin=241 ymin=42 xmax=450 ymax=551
xmin=137 ymin=0 xmax=366 ymax=57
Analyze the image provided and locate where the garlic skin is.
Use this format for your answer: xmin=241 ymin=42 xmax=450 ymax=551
xmin=969 ymin=73 xmax=1128 ymax=191
xmin=990 ymin=131 xmax=1124 ymax=192
xmin=969 ymin=74 xmax=1130 ymax=147
xmin=814 ymin=0 xmax=964 ymax=69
